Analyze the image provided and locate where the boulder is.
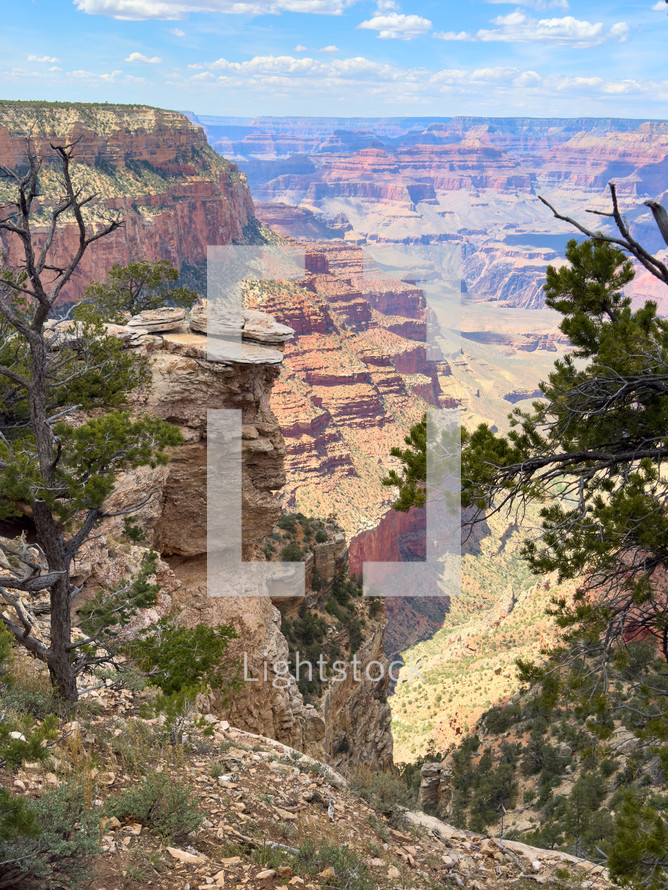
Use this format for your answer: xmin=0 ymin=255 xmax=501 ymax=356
xmin=126 ymin=307 xmax=186 ymax=332
xmin=610 ymin=727 xmax=639 ymax=755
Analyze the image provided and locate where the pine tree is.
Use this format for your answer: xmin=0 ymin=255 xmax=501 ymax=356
xmin=0 ymin=141 xmax=182 ymax=701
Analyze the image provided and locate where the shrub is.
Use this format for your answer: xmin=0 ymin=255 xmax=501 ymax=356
xmin=0 ymin=781 xmax=99 ymax=889
xmin=107 ymin=771 xmax=203 ymax=841
xmin=294 ymin=839 xmax=374 ymax=890
xmin=281 ymin=542 xmax=303 ymax=562
xmin=277 ymin=515 xmax=297 ymax=533
xmin=350 ymin=765 xmax=416 ymax=826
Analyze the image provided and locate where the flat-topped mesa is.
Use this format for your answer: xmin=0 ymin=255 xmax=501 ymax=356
xmin=0 ymin=102 xmax=256 ymax=305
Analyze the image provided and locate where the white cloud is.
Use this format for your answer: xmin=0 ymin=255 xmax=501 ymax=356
xmin=652 ymin=1 xmax=665 ymax=9
xmin=74 ymin=0 xmax=357 ymax=18
xmin=125 ymin=51 xmax=163 ymax=62
xmin=170 ymin=27 xmax=186 ymax=35
xmin=433 ymin=30 xmax=471 ymax=40
xmin=28 ymin=54 xmax=59 ymax=63
xmin=436 ymin=12 xmax=628 ymax=47
xmin=375 ymin=0 xmax=399 ymax=8
xmin=319 ymin=44 xmax=340 ymax=53
xmin=176 ymin=52 xmax=668 ymax=112
xmin=294 ymin=44 xmax=308 ymax=51
xmin=485 ymin=0 xmax=569 ymax=8
xmin=191 ymin=53 xmax=399 ymax=80
xmin=358 ymin=12 xmax=432 ymax=39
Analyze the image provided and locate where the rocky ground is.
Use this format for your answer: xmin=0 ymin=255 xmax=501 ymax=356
xmin=2 ymin=681 xmax=614 ymax=890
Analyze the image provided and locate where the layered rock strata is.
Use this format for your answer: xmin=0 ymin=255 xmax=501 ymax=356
xmin=0 ymin=103 xmax=255 ymax=305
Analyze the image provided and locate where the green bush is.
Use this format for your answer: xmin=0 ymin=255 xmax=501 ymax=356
xmin=107 ymin=771 xmax=203 ymax=841
xmin=350 ymin=765 xmax=415 ymax=827
xmin=277 ymin=515 xmax=297 ymax=533
xmin=0 ymin=781 xmax=99 ymax=889
xmin=0 ymin=713 xmax=58 ymax=768
xmin=294 ymin=839 xmax=374 ymax=890
xmin=281 ymin=542 xmax=303 ymax=562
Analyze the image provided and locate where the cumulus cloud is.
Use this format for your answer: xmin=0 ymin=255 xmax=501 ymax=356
xmin=176 ymin=52 xmax=668 ymax=114
xmin=294 ymin=44 xmax=308 ymax=51
xmin=74 ymin=0 xmax=356 ymax=18
xmin=436 ymin=12 xmax=628 ymax=47
xmin=319 ymin=44 xmax=339 ymax=52
xmin=28 ymin=54 xmax=59 ymax=63
xmin=358 ymin=12 xmax=432 ymax=39
xmin=375 ymin=0 xmax=399 ymax=8
xmin=190 ymin=53 xmax=399 ymax=80
xmin=170 ymin=27 xmax=186 ymax=35
xmin=652 ymin=1 xmax=665 ymax=9
xmin=125 ymin=51 xmax=162 ymax=62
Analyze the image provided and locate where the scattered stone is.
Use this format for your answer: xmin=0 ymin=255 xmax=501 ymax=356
xmin=167 ymin=847 xmax=207 ymax=864
xmin=610 ymin=728 xmax=639 ymax=755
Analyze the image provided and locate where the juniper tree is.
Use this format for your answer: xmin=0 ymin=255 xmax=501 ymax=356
xmin=80 ymin=258 xmax=198 ymax=323
xmin=0 ymin=141 xmax=181 ymax=701
xmin=385 ymin=185 xmax=668 ymax=661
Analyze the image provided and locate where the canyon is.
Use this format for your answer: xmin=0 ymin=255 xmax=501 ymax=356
xmin=3 ymin=104 xmax=668 ymax=769
xmin=192 ymin=112 xmax=668 ymax=757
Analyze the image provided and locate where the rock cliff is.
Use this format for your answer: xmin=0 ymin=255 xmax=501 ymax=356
xmin=67 ymin=306 xmax=394 ymax=767
xmin=242 ymin=243 xmax=452 ymax=540
xmin=0 ymin=102 xmax=256 ymax=305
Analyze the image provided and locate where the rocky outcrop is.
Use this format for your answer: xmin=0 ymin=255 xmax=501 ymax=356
xmin=69 ymin=307 xmax=396 ymax=764
xmin=418 ymin=760 xmax=453 ymax=812
xmin=0 ymin=103 xmax=255 ymax=306
xmin=322 ymin=620 xmax=393 ymax=770
xmin=68 ymin=312 xmax=331 ymax=754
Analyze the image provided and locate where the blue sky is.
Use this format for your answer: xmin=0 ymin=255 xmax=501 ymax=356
xmin=2 ymin=0 xmax=667 ymax=117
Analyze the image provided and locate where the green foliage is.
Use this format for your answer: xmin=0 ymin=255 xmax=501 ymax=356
xmin=0 ymin=624 xmax=12 ymax=669
xmin=607 ymin=791 xmax=668 ymax=889
xmin=122 ymin=515 xmax=148 ymax=543
xmin=468 ymin=745 xmax=518 ymax=831
xmin=350 ymin=765 xmax=416 ymax=828
xmin=293 ymin=839 xmax=375 ymax=890
xmin=382 ymin=414 xmax=427 ymax=511
xmin=128 ymin=614 xmax=240 ymax=697
xmin=281 ymin=541 xmax=303 ymax=561
xmin=79 ymin=259 xmax=199 ymax=322
xmin=543 ymin=239 xmax=635 ymax=358
xmin=78 ymin=550 xmax=160 ymax=644
xmin=106 ymin=770 xmax=203 ymax=841
xmin=0 ymin=781 xmax=99 ymax=889
xmin=0 ymin=713 xmax=58 ymax=769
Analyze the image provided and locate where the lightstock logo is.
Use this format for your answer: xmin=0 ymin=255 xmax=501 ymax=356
xmin=205 ymin=244 xmax=462 ymax=686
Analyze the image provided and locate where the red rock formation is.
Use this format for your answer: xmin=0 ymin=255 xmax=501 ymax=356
xmin=0 ymin=103 xmax=255 ymax=305
xmin=240 ymin=242 xmax=451 ymax=537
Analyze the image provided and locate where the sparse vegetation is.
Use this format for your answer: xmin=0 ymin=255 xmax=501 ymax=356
xmin=107 ymin=770 xmax=203 ymax=841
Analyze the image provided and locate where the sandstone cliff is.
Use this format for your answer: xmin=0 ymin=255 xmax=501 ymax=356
xmin=0 ymin=102 xmax=256 ymax=305
xmin=65 ymin=306 xmax=393 ymax=768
